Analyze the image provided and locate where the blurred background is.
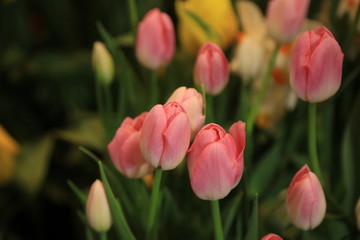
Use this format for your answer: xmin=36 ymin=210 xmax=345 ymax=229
xmin=0 ymin=0 xmax=359 ymax=239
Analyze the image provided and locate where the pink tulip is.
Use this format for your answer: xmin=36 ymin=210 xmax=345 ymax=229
xmin=136 ymin=8 xmax=175 ymax=69
xmin=140 ymin=102 xmax=191 ymax=170
xmin=187 ymin=121 xmax=245 ymax=200
xmin=108 ymin=112 xmax=154 ymax=178
xmin=86 ymin=180 xmax=112 ymax=232
xmin=167 ymin=87 xmax=205 ymax=139
xmin=266 ymin=0 xmax=310 ymax=43
xmin=261 ymin=233 xmax=283 ymax=240
xmin=290 ymin=27 xmax=344 ymax=102
xmin=286 ymin=165 xmax=326 ymax=230
xmin=194 ymin=42 xmax=230 ymax=95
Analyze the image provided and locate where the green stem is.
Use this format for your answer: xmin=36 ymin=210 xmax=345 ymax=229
xmin=117 ymin=70 xmax=126 ymax=124
xmin=103 ymin=84 xmax=114 ymax=141
xmin=99 ymin=232 xmax=107 ymax=240
xmin=308 ymin=103 xmax=323 ymax=182
xmin=126 ymin=0 xmax=138 ymax=38
xmin=146 ymin=168 xmax=163 ymax=239
xmin=211 ymin=200 xmax=224 ymax=240
xmin=95 ymin=77 xmax=112 ymax=143
xmin=150 ymin=70 xmax=159 ymax=107
xmin=246 ymin=44 xmax=279 ymax=135
xmin=206 ymin=94 xmax=215 ymax=123
xmin=343 ymin=4 xmax=360 ymax=51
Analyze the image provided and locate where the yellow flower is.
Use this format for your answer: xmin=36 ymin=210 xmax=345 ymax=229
xmin=175 ymin=0 xmax=239 ymax=54
xmin=0 ymin=125 xmax=20 ymax=186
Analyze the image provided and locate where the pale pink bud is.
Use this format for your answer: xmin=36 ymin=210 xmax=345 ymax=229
xmin=187 ymin=121 xmax=245 ymax=200
xmin=194 ymin=42 xmax=230 ymax=95
xmin=136 ymin=8 xmax=175 ymax=70
xmin=261 ymin=233 xmax=283 ymax=240
xmin=92 ymin=41 xmax=115 ymax=84
xmin=286 ymin=165 xmax=326 ymax=230
xmin=167 ymin=87 xmax=205 ymax=139
xmin=356 ymin=197 xmax=360 ymax=231
xmin=108 ymin=112 xmax=154 ymax=178
xmin=266 ymin=0 xmax=310 ymax=43
xmin=290 ymin=27 xmax=344 ymax=102
xmin=140 ymin=102 xmax=191 ymax=170
xmin=86 ymin=180 xmax=112 ymax=232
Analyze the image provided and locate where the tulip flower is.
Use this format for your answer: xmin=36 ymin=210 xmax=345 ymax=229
xmin=194 ymin=42 xmax=230 ymax=95
xmin=261 ymin=233 xmax=283 ymax=240
xmin=167 ymin=87 xmax=205 ymax=139
xmin=187 ymin=121 xmax=245 ymax=200
xmin=86 ymin=180 xmax=112 ymax=232
xmin=175 ymin=0 xmax=238 ymax=54
xmin=286 ymin=165 xmax=326 ymax=230
xmin=140 ymin=102 xmax=191 ymax=170
xmin=92 ymin=41 xmax=115 ymax=84
xmin=135 ymin=8 xmax=175 ymax=70
xmin=266 ymin=0 xmax=310 ymax=43
xmin=356 ymin=197 xmax=360 ymax=231
xmin=108 ymin=112 xmax=154 ymax=178
xmin=290 ymin=27 xmax=344 ymax=102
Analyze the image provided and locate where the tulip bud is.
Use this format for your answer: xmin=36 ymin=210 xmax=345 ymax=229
xmin=187 ymin=121 xmax=245 ymax=200
xmin=92 ymin=41 xmax=115 ymax=84
xmin=194 ymin=42 xmax=230 ymax=95
xmin=266 ymin=0 xmax=310 ymax=43
xmin=261 ymin=233 xmax=283 ymax=240
xmin=167 ymin=87 xmax=205 ymax=139
xmin=290 ymin=27 xmax=344 ymax=102
xmin=108 ymin=112 xmax=154 ymax=178
xmin=140 ymin=102 xmax=191 ymax=170
xmin=286 ymin=165 xmax=326 ymax=230
xmin=86 ymin=180 xmax=112 ymax=232
xmin=356 ymin=197 xmax=360 ymax=231
xmin=136 ymin=8 xmax=175 ymax=70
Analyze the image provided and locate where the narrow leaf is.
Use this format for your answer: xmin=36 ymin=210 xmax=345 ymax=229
xmin=244 ymin=194 xmax=258 ymax=240
xmin=223 ymin=191 xmax=243 ymax=238
xmin=67 ymin=180 xmax=87 ymax=206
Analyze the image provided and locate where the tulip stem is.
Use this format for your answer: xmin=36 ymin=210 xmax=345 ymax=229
xmin=99 ymin=232 xmax=107 ymax=240
xmin=211 ymin=200 xmax=224 ymax=240
xmin=146 ymin=168 xmax=163 ymax=239
xmin=126 ymin=0 xmax=138 ymax=38
xmin=246 ymin=44 xmax=279 ymax=135
xmin=206 ymin=94 xmax=215 ymax=123
xmin=150 ymin=70 xmax=159 ymax=107
xmin=308 ymin=103 xmax=323 ymax=183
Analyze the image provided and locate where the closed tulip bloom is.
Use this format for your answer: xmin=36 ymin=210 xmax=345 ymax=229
xmin=266 ymin=0 xmax=310 ymax=43
xmin=136 ymin=8 xmax=175 ymax=69
xmin=86 ymin=180 xmax=112 ymax=232
xmin=194 ymin=42 xmax=230 ymax=95
xmin=286 ymin=165 xmax=326 ymax=230
xmin=261 ymin=233 xmax=282 ymax=240
xmin=108 ymin=112 xmax=154 ymax=178
xmin=290 ymin=27 xmax=344 ymax=102
xmin=261 ymin=233 xmax=283 ymax=240
xmin=187 ymin=121 xmax=245 ymax=200
xmin=167 ymin=87 xmax=205 ymax=139
xmin=140 ymin=102 xmax=191 ymax=170
xmin=92 ymin=41 xmax=115 ymax=84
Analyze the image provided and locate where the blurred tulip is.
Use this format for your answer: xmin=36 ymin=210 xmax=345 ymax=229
xmin=290 ymin=27 xmax=344 ymax=102
xmin=135 ymin=8 xmax=175 ymax=69
xmin=108 ymin=112 xmax=154 ymax=178
xmin=261 ymin=233 xmax=283 ymax=240
xmin=356 ymin=197 xmax=360 ymax=231
xmin=86 ymin=180 xmax=112 ymax=232
xmin=167 ymin=87 xmax=205 ymax=139
xmin=266 ymin=0 xmax=310 ymax=43
xmin=92 ymin=41 xmax=115 ymax=84
xmin=175 ymin=0 xmax=238 ymax=54
xmin=0 ymin=125 xmax=20 ymax=186
xmin=337 ymin=0 xmax=360 ymax=32
xmin=194 ymin=42 xmax=230 ymax=95
xmin=286 ymin=165 xmax=326 ymax=230
xmin=140 ymin=102 xmax=191 ymax=170
xmin=187 ymin=121 xmax=245 ymax=200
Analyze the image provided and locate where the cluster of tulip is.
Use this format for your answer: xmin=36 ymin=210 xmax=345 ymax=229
xmin=82 ymin=0 xmax=355 ymax=239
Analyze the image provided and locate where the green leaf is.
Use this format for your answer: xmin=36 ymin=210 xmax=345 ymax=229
xmin=67 ymin=180 xmax=87 ymax=206
xmin=245 ymin=195 xmax=258 ymax=240
xmin=249 ymin=144 xmax=282 ymax=197
xmin=77 ymin=210 xmax=96 ymax=240
xmin=223 ymin=191 xmax=243 ymax=238
xmin=98 ymin=161 xmax=136 ymax=240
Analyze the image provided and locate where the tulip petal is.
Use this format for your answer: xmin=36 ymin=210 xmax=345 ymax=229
xmin=160 ymin=112 xmax=190 ymax=170
xmin=140 ymin=105 xmax=167 ymax=167
xmin=236 ymin=0 xmax=266 ymax=38
xmin=190 ymin=142 xmax=239 ymax=200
